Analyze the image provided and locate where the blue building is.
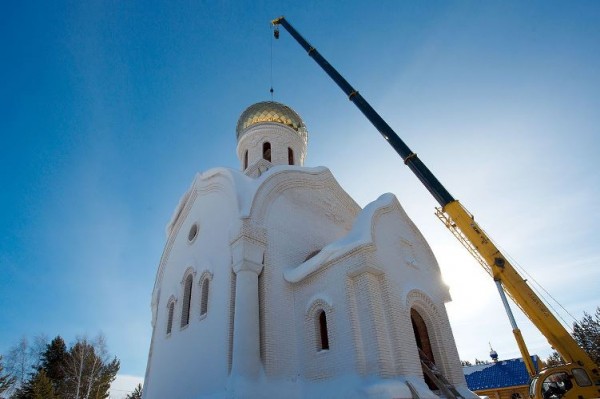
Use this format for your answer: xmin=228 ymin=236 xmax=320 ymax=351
xmin=463 ymin=356 xmax=541 ymax=399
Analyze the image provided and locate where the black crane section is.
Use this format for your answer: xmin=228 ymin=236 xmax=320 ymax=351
xmin=272 ymin=16 xmax=455 ymax=207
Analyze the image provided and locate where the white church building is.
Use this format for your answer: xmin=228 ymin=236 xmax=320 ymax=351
xmin=142 ymin=101 xmax=477 ymax=399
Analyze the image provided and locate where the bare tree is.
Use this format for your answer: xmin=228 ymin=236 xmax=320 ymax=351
xmin=29 ymin=335 xmax=48 ymax=371
xmin=61 ymin=334 xmax=119 ymax=399
xmin=3 ymin=334 xmax=48 ymax=394
xmin=5 ymin=337 xmax=30 ymax=390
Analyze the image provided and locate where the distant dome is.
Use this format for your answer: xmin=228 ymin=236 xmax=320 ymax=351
xmin=236 ymin=101 xmax=308 ymax=144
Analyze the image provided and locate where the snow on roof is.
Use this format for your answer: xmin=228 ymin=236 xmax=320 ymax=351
xmin=284 ymin=193 xmax=396 ymax=283
xmin=463 ymin=356 xmax=540 ymax=390
xmin=197 ymin=166 xmax=258 ymax=216
xmin=167 ymin=164 xmax=331 ymax=237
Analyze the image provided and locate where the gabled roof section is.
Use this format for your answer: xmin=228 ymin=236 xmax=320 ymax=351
xmin=463 ymin=356 xmax=540 ymax=390
xmin=245 ymin=164 xmax=357 ymax=223
xmin=284 ymin=193 xmax=398 ymax=283
xmin=152 ymin=164 xmax=352 ymax=321
xmin=164 ymin=166 xmax=258 ymax=239
xmin=165 ymin=185 xmax=193 ymax=238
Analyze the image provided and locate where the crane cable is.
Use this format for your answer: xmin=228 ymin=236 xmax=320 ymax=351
xmin=270 ymin=24 xmax=276 ymax=100
xmin=491 ymin=237 xmax=579 ymax=332
xmin=506 ymin=251 xmax=578 ymax=330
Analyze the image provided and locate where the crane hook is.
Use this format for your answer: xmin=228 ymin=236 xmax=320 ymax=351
xmin=274 ymin=27 xmax=280 ymax=39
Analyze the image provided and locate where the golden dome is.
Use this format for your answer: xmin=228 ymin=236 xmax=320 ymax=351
xmin=236 ymin=101 xmax=308 ymax=144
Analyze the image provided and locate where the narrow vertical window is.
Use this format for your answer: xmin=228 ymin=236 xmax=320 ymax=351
xmin=318 ymin=310 xmax=329 ymax=350
xmin=288 ymin=147 xmax=294 ymax=165
xmin=263 ymin=142 xmax=271 ymax=162
xmin=181 ymin=275 xmax=193 ymax=327
xmin=167 ymin=302 xmax=174 ymax=334
xmin=244 ymin=150 xmax=248 ymax=169
xmin=200 ymin=278 xmax=210 ymax=316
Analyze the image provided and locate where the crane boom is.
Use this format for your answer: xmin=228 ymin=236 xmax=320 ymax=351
xmin=272 ymin=16 xmax=600 ymax=398
xmin=272 ymin=17 xmax=454 ymax=208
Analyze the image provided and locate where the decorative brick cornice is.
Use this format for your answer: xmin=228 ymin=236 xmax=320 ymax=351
xmin=232 ymin=259 xmax=264 ymax=275
xmin=230 ymin=219 xmax=266 ymax=275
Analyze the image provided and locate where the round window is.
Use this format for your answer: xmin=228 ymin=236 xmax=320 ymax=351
xmin=188 ymin=223 xmax=199 ymax=242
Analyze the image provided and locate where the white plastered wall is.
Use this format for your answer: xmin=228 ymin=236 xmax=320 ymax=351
xmin=252 ymin=168 xmax=360 ymax=379
xmin=144 ymin=179 xmax=239 ymax=399
xmin=236 ymin=122 xmax=307 ymax=170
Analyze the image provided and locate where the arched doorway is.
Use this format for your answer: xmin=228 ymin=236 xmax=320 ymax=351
xmin=411 ymin=308 xmax=436 ymax=390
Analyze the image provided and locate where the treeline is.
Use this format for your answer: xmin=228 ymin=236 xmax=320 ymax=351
xmin=460 ymin=306 xmax=600 ymax=368
xmin=0 ymin=334 xmax=119 ymax=399
xmin=546 ymin=306 xmax=600 ymax=367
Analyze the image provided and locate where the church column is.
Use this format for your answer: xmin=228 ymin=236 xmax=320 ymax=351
xmin=230 ymin=223 xmax=266 ymax=380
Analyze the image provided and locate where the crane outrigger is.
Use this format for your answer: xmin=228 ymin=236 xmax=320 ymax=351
xmin=272 ymin=16 xmax=600 ymax=399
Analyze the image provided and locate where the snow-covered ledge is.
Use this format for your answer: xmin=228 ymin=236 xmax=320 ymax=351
xmin=284 ymin=193 xmax=396 ymax=283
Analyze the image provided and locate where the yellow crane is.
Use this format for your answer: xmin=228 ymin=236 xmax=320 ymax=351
xmin=272 ymin=16 xmax=600 ymax=399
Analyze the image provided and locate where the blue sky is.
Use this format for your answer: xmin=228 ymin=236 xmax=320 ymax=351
xmin=1 ymin=0 xmax=599 ymax=391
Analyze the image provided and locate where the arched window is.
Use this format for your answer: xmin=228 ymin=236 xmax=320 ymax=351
xmin=200 ymin=278 xmax=210 ymax=316
xmin=263 ymin=142 xmax=271 ymax=162
xmin=181 ymin=274 xmax=193 ymax=327
xmin=244 ymin=150 xmax=248 ymax=169
xmin=318 ymin=310 xmax=329 ymax=350
xmin=166 ymin=301 xmax=175 ymax=335
xmin=288 ymin=147 xmax=294 ymax=165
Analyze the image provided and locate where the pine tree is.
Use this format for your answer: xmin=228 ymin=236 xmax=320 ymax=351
xmin=125 ymin=383 xmax=142 ymax=399
xmin=545 ymin=306 xmax=600 ymax=366
xmin=92 ymin=357 xmax=119 ymax=399
xmin=40 ymin=336 xmax=68 ymax=394
xmin=30 ymin=370 xmax=58 ymax=399
xmin=572 ymin=306 xmax=600 ymax=364
xmin=0 ymin=355 xmax=16 ymax=394
xmin=12 ymin=369 xmax=59 ymax=399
